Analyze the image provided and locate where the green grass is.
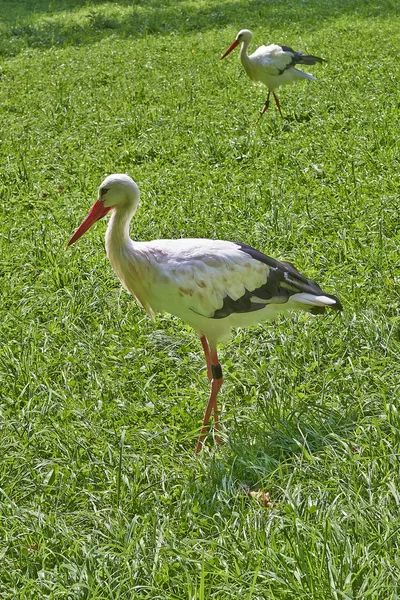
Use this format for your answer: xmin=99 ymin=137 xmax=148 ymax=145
xmin=1 ymin=0 xmax=400 ymax=597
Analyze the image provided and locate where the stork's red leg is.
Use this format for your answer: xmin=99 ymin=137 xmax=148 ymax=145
xmin=272 ymin=92 xmax=283 ymax=117
xmin=257 ymin=90 xmax=271 ymax=122
xmin=208 ymin=350 xmax=221 ymax=444
xmin=200 ymin=334 xmax=212 ymax=381
xmin=195 ymin=348 xmax=223 ymax=454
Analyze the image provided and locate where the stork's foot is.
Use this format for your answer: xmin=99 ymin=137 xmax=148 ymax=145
xmin=257 ymin=100 xmax=269 ymax=123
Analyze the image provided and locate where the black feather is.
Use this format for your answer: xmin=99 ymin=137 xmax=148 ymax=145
xmin=278 ymin=45 xmax=325 ymax=72
xmin=210 ymin=242 xmax=342 ymax=319
xmin=295 ymin=54 xmax=325 ymax=66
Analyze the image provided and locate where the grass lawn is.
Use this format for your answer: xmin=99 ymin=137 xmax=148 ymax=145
xmin=1 ymin=0 xmax=400 ymax=597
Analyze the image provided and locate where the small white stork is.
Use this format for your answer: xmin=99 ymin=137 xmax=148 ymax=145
xmin=68 ymin=174 xmax=342 ymax=453
xmin=221 ymin=29 xmax=324 ymax=118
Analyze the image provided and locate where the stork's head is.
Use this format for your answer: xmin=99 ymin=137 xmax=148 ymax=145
xmin=67 ymin=174 xmax=140 ymax=246
xmin=99 ymin=174 xmax=140 ymax=210
xmin=221 ymin=29 xmax=253 ymax=59
xmin=235 ymin=29 xmax=253 ymax=44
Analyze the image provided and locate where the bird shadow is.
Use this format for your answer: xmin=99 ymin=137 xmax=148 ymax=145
xmin=199 ymin=403 xmax=362 ymax=503
xmin=283 ymin=112 xmax=313 ymax=123
xmin=254 ymin=111 xmax=313 ymax=132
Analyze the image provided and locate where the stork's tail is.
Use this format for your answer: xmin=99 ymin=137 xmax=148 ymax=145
xmin=290 ymin=292 xmax=342 ymax=315
xmin=296 ymin=54 xmax=325 ymax=66
xmin=278 ymin=260 xmax=342 ymax=315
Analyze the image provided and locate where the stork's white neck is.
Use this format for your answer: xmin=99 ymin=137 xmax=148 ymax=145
xmin=104 ymin=205 xmax=155 ymax=316
xmin=105 ymin=206 xmax=135 ymax=255
xmin=239 ymin=40 xmax=253 ymax=77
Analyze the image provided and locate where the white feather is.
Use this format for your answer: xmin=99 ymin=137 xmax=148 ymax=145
xmin=290 ymin=293 xmax=337 ymax=306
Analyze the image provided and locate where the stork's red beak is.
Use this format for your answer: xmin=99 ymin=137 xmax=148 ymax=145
xmin=67 ymin=199 xmax=111 ymax=246
xmin=220 ymin=39 xmax=240 ymax=60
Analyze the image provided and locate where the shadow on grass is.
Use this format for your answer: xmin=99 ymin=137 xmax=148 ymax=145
xmin=209 ymin=403 xmax=362 ymax=489
xmin=284 ymin=112 xmax=313 ymax=123
xmin=0 ymin=0 xmax=399 ymax=57
xmin=170 ymin=406 xmax=364 ymax=519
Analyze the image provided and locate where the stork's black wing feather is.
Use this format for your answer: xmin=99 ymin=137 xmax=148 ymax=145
xmin=210 ymin=242 xmax=341 ymax=319
xmin=278 ymin=45 xmax=325 ymax=72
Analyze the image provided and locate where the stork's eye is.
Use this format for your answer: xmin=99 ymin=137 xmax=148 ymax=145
xmin=100 ymin=187 xmax=109 ymax=197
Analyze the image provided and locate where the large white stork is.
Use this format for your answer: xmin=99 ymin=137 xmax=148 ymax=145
xmin=68 ymin=175 xmax=341 ymax=453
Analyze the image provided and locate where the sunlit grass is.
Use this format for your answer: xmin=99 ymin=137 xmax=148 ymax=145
xmin=0 ymin=0 xmax=400 ymax=597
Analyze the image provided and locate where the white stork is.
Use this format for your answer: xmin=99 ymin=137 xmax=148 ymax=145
xmin=221 ymin=29 xmax=324 ymax=118
xmin=68 ymin=174 xmax=342 ymax=453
